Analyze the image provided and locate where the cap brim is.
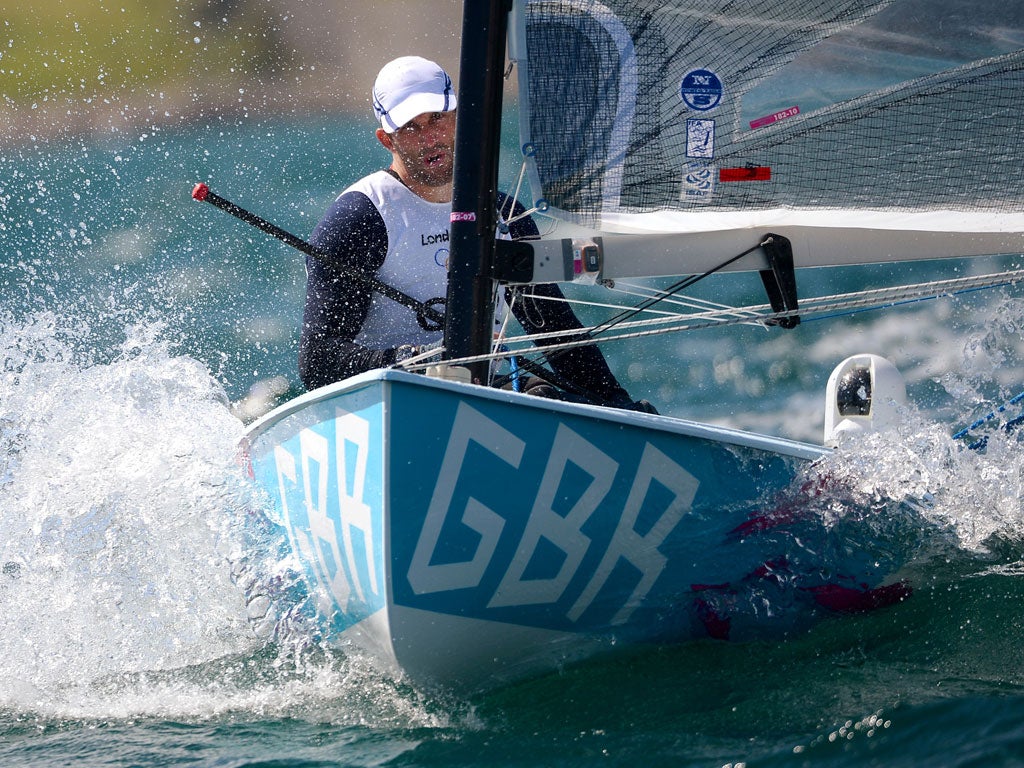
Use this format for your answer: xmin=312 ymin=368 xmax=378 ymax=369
xmin=381 ymin=93 xmax=458 ymax=132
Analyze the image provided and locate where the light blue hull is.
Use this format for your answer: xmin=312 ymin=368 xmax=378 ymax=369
xmin=243 ymin=369 xmax=909 ymax=691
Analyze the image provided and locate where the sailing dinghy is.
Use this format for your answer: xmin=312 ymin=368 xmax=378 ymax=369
xmin=235 ymin=0 xmax=1024 ymax=691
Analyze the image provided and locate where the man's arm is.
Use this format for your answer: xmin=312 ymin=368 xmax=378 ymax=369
xmin=510 ymin=283 xmax=631 ymax=404
xmin=298 ymin=190 xmax=397 ymax=390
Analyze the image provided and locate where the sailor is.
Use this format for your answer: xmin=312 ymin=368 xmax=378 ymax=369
xmin=299 ymin=55 xmax=653 ymax=412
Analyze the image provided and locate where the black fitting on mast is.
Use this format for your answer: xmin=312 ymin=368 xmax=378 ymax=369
xmin=443 ymin=0 xmax=512 ymax=383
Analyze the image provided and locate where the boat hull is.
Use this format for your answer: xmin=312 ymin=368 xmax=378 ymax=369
xmin=243 ymin=369 xmax=907 ymax=691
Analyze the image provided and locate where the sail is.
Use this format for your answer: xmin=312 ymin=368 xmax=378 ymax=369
xmin=510 ymin=0 xmax=1024 ymax=256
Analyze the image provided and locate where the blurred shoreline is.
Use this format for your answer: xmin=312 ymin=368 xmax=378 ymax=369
xmin=1 ymin=0 xmax=464 ymax=148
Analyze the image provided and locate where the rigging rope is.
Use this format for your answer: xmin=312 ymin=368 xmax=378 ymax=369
xmin=397 ymin=266 xmax=1024 ymax=372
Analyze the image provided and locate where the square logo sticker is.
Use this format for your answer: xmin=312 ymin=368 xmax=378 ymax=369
xmin=681 ymin=161 xmax=715 ymax=201
xmin=686 ymin=119 xmax=715 ymax=159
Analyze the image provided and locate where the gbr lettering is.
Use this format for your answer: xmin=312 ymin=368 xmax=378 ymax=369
xmin=273 ymin=402 xmax=699 ymax=625
xmin=407 ymin=402 xmax=699 ymax=625
xmin=273 ymin=407 xmax=379 ymax=612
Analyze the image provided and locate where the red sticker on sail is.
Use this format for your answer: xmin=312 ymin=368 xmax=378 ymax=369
xmin=720 ymin=166 xmax=771 ymax=182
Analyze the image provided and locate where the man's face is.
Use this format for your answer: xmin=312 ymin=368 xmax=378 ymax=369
xmin=389 ymin=110 xmax=457 ymax=188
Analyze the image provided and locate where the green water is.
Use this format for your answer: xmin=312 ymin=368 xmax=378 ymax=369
xmin=3 ymin=117 xmax=1024 ymax=767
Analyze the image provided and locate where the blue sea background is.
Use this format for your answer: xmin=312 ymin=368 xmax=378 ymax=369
xmin=6 ymin=63 xmax=1024 ymax=768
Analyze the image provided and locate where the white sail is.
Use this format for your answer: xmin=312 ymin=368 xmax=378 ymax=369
xmin=510 ymin=0 xmax=1024 ymax=271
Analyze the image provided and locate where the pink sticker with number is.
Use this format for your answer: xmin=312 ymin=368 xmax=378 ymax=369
xmin=750 ymin=106 xmax=800 ymax=130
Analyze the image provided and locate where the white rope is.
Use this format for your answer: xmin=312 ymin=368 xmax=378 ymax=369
xmin=398 ymin=267 xmax=1024 ymax=372
xmin=499 ymin=159 xmax=560 ymax=233
xmin=501 ymin=162 xmax=532 ymax=227
xmin=611 ymin=279 xmax=766 ymax=320
xmin=546 ymin=280 xmax=770 ymax=326
xmin=506 ymin=267 xmax=1024 ymax=352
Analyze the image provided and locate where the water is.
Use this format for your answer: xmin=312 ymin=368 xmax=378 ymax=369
xmin=4 ymin=117 xmax=1024 ymax=767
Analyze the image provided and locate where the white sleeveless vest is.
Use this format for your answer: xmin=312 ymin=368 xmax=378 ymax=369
xmin=347 ymin=171 xmax=450 ymax=349
xmin=346 ymin=171 xmax=510 ymax=351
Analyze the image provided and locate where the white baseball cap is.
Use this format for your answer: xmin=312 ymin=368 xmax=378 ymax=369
xmin=372 ymin=56 xmax=457 ymax=133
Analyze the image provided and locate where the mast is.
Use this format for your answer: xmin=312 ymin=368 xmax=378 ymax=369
xmin=443 ymin=0 xmax=512 ymax=384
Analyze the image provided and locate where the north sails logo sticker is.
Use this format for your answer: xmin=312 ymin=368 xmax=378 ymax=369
xmin=680 ymin=69 xmax=723 ymax=111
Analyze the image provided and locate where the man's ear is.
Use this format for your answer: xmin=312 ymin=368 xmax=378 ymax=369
xmin=375 ymin=128 xmax=394 ymax=151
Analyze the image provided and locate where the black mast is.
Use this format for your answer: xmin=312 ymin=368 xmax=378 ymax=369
xmin=443 ymin=0 xmax=511 ymax=384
